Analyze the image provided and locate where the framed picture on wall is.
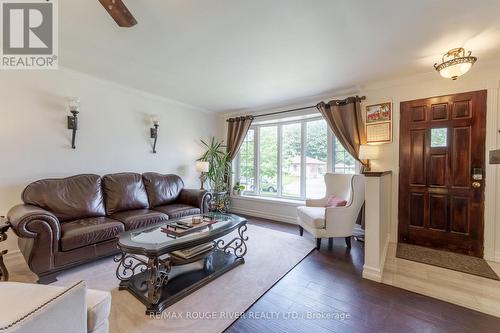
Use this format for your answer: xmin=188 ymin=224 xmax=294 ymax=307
xmin=365 ymin=102 xmax=392 ymax=143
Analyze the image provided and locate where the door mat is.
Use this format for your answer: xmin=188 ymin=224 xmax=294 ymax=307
xmin=397 ymin=243 xmax=500 ymax=281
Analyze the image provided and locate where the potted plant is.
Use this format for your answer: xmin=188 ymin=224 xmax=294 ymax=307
xmin=198 ymin=137 xmax=232 ymax=212
xmin=233 ymin=182 xmax=245 ymax=195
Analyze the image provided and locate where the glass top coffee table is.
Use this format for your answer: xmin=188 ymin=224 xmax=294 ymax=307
xmin=115 ymin=213 xmax=248 ymax=314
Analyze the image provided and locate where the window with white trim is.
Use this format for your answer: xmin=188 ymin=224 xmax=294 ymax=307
xmin=234 ymin=115 xmax=357 ymax=200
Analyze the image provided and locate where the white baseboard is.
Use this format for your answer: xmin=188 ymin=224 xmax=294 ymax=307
xmin=494 ymin=252 xmax=500 ymax=263
xmin=362 ymin=265 xmax=383 ymax=282
xmin=229 ymin=207 xmax=297 ymax=225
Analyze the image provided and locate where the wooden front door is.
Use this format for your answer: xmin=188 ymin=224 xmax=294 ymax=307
xmin=398 ymin=90 xmax=487 ymax=257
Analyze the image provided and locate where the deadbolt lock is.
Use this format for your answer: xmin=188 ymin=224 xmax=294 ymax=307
xmin=472 ymin=181 xmax=481 ymax=189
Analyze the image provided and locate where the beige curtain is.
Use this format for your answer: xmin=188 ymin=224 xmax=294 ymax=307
xmin=317 ymin=97 xmax=368 ymax=170
xmin=226 ymin=116 xmax=254 ymax=161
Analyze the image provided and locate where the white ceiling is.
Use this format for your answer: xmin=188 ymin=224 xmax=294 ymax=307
xmin=60 ymin=0 xmax=500 ymax=112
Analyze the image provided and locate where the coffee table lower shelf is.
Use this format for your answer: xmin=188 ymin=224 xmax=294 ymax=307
xmin=118 ymin=250 xmax=244 ymax=314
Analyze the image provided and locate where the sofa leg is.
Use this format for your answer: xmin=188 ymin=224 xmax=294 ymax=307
xmin=37 ymin=272 xmax=58 ymax=284
xmin=345 ymin=236 xmax=351 ymax=249
xmin=316 ymin=238 xmax=321 ymax=251
xmin=299 ymin=226 xmax=304 ymax=237
xmin=328 ymin=237 xmax=333 ymax=248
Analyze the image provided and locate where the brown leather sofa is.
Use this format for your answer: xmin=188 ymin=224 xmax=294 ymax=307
xmin=7 ymin=172 xmax=211 ymax=283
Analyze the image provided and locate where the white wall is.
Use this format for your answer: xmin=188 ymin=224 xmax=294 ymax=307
xmin=0 ymin=68 xmax=220 ymax=253
xmin=225 ymin=61 xmax=500 ymax=261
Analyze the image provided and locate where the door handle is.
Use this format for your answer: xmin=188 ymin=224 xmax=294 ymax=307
xmin=472 ymin=181 xmax=481 ymax=189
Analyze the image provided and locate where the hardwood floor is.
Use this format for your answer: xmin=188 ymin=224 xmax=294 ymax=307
xmin=227 ymin=216 xmax=500 ymax=333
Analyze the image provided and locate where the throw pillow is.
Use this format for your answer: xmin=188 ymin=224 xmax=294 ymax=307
xmin=326 ymin=195 xmax=347 ymax=207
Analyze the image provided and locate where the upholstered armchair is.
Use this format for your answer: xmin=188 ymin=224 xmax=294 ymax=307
xmin=297 ymin=173 xmax=365 ymax=250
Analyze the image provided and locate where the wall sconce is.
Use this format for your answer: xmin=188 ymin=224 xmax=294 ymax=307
xmin=359 ymin=145 xmax=380 ymax=172
xmin=150 ymin=115 xmax=159 ymax=154
xmin=67 ymin=98 xmax=80 ymax=149
xmin=196 ymin=161 xmax=210 ymax=190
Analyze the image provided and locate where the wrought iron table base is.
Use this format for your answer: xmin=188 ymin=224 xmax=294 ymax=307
xmin=115 ymin=223 xmax=248 ymax=314
xmin=0 ymin=222 xmax=10 ymax=281
xmin=0 ymin=250 xmax=8 ymax=281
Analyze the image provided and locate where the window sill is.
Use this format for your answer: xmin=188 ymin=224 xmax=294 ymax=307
xmin=231 ymin=194 xmax=305 ymax=206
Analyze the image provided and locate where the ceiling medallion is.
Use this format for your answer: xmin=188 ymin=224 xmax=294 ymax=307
xmin=434 ymin=48 xmax=477 ymax=80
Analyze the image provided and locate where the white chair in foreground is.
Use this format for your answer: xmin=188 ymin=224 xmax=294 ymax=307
xmin=0 ymin=281 xmax=111 ymax=333
xmin=297 ymin=173 xmax=365 ymax=250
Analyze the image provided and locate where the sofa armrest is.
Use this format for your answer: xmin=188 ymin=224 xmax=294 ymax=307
xmin=8 ymin=204 xmax=61 ymax=239
xmin=7 ymin=204 xmax=61 ymax=276
xmin=178 ymin=189 xmax=212 ymax=214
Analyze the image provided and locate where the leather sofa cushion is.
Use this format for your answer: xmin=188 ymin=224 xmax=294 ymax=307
xmin=102 ymin=173 xmax=149 ymax=215
xmin=61 ymin=217 xmax=125 ymax=251
xmin=142 ymin=173 xmax=184 ymax=207
xmin=154 ymin=204 xmax=200 ymax=219
xmin=22 ymin=174 xmax=106 ymax=222
xmin=110 ymin=209 xmax=168 ymax=230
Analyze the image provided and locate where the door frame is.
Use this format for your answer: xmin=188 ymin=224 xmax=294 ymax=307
xmin=394 ymin=85 xmax=499 ymax=261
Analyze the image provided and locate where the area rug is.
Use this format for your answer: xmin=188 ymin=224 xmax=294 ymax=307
xmin=396 ymin=243 xmax=500 ymax=281
xmin=6 ymin=224 xmax=315 ymax=333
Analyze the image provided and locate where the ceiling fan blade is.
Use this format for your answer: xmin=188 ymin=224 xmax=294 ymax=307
xmin=98 ymin=0 xmax=137 ymax=27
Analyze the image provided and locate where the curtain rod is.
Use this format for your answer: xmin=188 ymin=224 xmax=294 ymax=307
xmin=226 ymin=95 xmax=366 ymax=121
xmin=254 ymin=105 xmax=316 ymax=118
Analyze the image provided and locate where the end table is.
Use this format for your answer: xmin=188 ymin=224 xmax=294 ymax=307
xmin=0 ymin=216 xmax=10 ymax=281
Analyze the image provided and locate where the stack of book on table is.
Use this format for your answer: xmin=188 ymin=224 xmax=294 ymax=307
xmin=171 ymin=243 xmax=215 ymax=260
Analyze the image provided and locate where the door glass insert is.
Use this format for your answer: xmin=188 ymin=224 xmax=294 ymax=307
xmin=431 ymin=128 xmax=447 ymax=147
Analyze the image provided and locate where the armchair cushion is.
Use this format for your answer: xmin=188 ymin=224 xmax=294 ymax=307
xmin=102 ymin=173 xmax=149 ymax=215
xmin=86 ymin=289 xmax=111 ymax=333
xmin=297 ymin=206 xmax=326 ymax=229
xmin=142 ymin=173 xmax=184 ymax=207
xmin=109 ymin=209 xmax=168 ymax=230
xmin=61 ymin=217 xmax=124 ymax=251
xmin=153 ymin=204 xmax=200 ymax=219
xmin=21 ymin=174 xmax=106 ymax=222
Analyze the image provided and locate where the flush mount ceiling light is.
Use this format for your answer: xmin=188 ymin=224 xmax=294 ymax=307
xmin=434 ymin=48 xmax=477 ymax=80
